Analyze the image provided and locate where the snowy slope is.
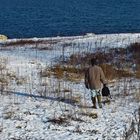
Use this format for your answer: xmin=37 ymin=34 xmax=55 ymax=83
xmin=0 ymin=33 xmax=139 ymax=140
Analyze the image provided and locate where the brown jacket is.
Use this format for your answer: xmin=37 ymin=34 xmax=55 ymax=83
xmin=85 ymin=65 xmax=107 ymax=90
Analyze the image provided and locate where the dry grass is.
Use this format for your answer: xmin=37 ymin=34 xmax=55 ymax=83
xmin=3 ymin=111 xmax=14 ymax=119
xmin=40 ymin=43 xmax=140 ymax=83
xmin=4 ymin=39 xmax=60 ymax=47
xmin=0 ymin=77 xmax=8 ymax=84
xmin=66 ymin=51 xmax=114 ymax=66
xmin=128 ymin=43 xmax=140 ymax=64
xmin=135 ymin=69 xmax=140 ymax=79
xmin=41 ymin=65 xmax=85 ymax=82
xmin=4 ymin=41 xmax=138 ymax=89
xmin=40 ymin=68 xmax=53 ymax=77
xmin=100 ymin=64 xmax=116 ymax=80
xmin=100 ymin=64 xmax=133 ymax=80
xmin=0 ymin=58 xmax=27 ymax=93
xmin=47 ymin=117 xmax=68 ymax=125
xmin=81 ymin=112 xmax=98 ymax=119
xmin=5 ymin=40 xmax=38 ymax=46
xmin=16 ymin=77 xmax=27 ymax=85
xmin=41 ymin=59 xmax=138 ymax=83
xmin=52 ymin=65 xmax=64 ymax=79
xmin=62 ymin=89 xmax=72 ymax=93
xmin=66 ymin=45 xmax=140 ymax=80
xmin=134 ymin=91 xmax=140 ymax=102
xmin=47 ymin=113 xmax=85 ymax=125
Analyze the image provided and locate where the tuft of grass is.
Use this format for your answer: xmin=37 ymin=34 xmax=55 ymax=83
xmin=100 ymin=64 xmax=134 ymax=80
xmin=4 ymin=39 xmax=60 ymax=47
xmin=52 ymin=65 xmax=64 ymax=79
xmin=40 ymin=69 xmax=52 ymax=77
xmin=41 ymin=65 xmax=84 ymax=82
xmin=116 ymin=69 xmax=134 ymax=78
xmin=47 ymin=117 xmax=68 ymax=125
xmin=16 ymin=77 xmax=27 ymax=85
xmin=128 ymin=43 xmax=140 ymax=64
xmin=82 ymin=112 xmax=98 ymax=119
xmin=135 ymin=69 xmax=140 ymax=79
xmin=0 ymin=78 xmax=8 ymax=85
xmin=100 ymin=64 xmax=117 ymax=80
xmin=3 ymin=111 xmax=14 ymax=119
xmin=62 ymin=89 xmax=71 ymax=93
xmin=134 ymin=91 xmax=140 ymax=102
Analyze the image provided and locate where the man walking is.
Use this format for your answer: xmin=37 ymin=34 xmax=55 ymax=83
xmin=85 ymin=58 xmax=107 ymax=108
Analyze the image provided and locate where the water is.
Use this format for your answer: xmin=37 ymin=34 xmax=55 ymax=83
xmin=0 ymin=0 xmax=140 ymax=38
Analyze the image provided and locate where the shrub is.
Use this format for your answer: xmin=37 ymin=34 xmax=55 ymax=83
xmin=41 ymin=65 xmax=85 ymax=82
xmin=128 ymin=43 xmax=140 ymax=64
xmin=100 ymin=64 xmax=134 ymax=80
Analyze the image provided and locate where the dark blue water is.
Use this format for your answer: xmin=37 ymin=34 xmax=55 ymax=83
xmin=0 ymin=0 xmax=140 ymax=38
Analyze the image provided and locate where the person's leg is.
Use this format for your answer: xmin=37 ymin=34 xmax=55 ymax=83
xmin=91 ymin=97 xmax=97 ymax=109
xmin=97 ymin=95 xmax=102 ymax=108
xmin=106 ymin=97 xmax=111 ymax=105
xmin=90 ymin=90 xmax=97 ymax=109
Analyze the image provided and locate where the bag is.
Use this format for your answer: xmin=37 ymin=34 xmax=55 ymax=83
xmin=102 ymin=85 xmax=111 ymax=98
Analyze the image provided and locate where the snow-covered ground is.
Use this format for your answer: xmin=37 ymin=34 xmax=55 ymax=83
xmin=0 ymin=33 xmax=140 ymax=140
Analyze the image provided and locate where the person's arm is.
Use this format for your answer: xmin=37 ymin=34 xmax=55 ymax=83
xmin=85 ymin=68 xmax=89 ymax=89
xmin=100 ymin=67 xmax=107 ymax=85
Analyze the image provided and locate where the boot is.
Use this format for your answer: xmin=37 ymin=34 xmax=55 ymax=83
xmin=106 ymin=97 xmax=111 ymax=105
xmin=97 ymin=95 xmax=102 ymax=108
xmin=91 ymin=97 xmax=97 ymax=109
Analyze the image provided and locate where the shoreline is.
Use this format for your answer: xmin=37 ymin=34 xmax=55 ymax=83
xmin=0 ymin=32 xmax=140 ymax=49
xmin=1 ymin=32 xmax=140 ymax=42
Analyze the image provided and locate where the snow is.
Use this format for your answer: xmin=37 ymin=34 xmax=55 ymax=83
xmin=0 ymin=33 xmax=139 ymax=139
xmin=0 ymin=92 xmax=139 ymax=139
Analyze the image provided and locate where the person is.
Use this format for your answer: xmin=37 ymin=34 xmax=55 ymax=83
xmin=85 ymin=58 xmax=107 ymax=109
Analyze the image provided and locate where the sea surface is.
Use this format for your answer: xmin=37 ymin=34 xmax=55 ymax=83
xmin=0 ymin=0 xmax=140 ymax=38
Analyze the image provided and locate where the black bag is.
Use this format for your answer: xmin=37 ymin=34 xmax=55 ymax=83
xmin=102 ymin=85 xmax=111 ymax=98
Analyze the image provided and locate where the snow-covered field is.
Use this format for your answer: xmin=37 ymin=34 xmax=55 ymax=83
xmin=0 ymin=33 xmax=140 ymax=140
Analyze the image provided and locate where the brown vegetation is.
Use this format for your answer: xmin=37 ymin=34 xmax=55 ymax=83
xmin=81 ymin=112 xmax=98 ymax=119
xmin=100 ymin=64 xmax=134 ymax=80
xmin=47 ymin=116 xmax=68 ymax=125
xmin=41 ymin=65 xmax=85 ymax=82
xmin=41 ymin=43 xmax=140 ymax=82
xmin=128 ymin=43 xmax=140 ymax=64
xmin=64 ymin=44 xmax=140 ymax=80
xmin=3 ymin=39 xmax=60 ymax=48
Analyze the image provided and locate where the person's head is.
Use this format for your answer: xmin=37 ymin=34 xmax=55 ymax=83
xmin=91 ymin=58 xmax=97 ymax=66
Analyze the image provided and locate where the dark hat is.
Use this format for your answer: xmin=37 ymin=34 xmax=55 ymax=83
xmin=91 ymin=58 xmax=97 ymax=66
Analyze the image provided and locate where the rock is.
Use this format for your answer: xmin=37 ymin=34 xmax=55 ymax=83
xmin=0 ymin=125 xmax=3 ymax=132
xmin=15 ymin=121 xmax=26 ymax=129
xmin=3 ymin=111 xmax=14 ymax=119
xmin=0 ymin=35 xmax=8 ymax=41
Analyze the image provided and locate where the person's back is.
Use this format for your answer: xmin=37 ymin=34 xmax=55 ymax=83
xmin=88 ymin=65 xmax=106 ymax=90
